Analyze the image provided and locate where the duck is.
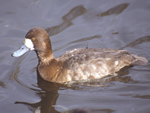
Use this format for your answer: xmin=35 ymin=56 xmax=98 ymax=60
xmin=11 ymin=27 xmax=148 ymax=83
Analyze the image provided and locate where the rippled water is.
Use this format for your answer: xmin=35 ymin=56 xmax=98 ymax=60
xmin=0 ymin=0 xmax=150 ymax=113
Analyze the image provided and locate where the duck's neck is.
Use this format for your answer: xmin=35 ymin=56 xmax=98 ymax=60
xmin=36 ymin=50 xmax=64 ymax=82
xmin=36 ymin=50 xmax=54 ymax=65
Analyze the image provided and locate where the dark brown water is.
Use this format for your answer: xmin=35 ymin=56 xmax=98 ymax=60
xmin=0 ymin=0 xmax=150 ymax=113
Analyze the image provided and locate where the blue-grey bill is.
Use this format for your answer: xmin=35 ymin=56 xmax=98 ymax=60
xmin=12 ymin=44 xmax=29 ymax=57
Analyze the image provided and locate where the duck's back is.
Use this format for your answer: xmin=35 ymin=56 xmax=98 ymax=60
xmin=57 ymin=48 xmax=147 ymax=82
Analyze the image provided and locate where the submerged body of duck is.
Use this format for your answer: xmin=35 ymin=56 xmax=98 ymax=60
xmin=12 ymin=27 xmax=148 ymax=83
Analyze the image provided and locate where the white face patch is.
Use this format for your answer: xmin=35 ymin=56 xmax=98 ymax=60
xmin=24 ymin=38 xmax=34 ymax=50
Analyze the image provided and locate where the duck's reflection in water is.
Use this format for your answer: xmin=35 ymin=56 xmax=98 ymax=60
xmin=15 ymin=75 xmax=60 ymax=113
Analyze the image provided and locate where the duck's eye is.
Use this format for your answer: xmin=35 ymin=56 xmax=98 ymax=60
xmin=31 ymin=38 xmax=35 ymax=41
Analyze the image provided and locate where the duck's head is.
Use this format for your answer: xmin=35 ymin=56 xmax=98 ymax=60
xmin=12 ymin=27 xmax=53 ymax=59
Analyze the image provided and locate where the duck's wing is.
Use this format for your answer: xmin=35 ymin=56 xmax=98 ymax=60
xmin=59 ymin=48 xmax=118 ymax=60
xmin=61 ymin=48 xmax=147 ymax=66
xmin=60 ymin=49 xmax=147 ymax=82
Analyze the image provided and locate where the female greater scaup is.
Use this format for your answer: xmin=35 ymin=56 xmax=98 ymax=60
xmin=12 ymin=27 xmax=148 ymax=83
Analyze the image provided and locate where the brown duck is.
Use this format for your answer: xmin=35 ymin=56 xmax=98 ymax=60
xmin=12 ymin=27 xmax=148 ymax=83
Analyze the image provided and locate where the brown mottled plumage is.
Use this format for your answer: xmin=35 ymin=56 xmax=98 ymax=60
xmin=12 ymin=27 xmax=148 ymax=83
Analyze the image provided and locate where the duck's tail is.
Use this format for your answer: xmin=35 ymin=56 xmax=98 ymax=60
xmin=132 ymin=54 xmax=148 ymax=65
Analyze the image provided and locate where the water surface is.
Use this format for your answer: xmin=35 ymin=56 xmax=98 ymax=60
xmin=0 ymin=0 xmax=150 ymax=113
